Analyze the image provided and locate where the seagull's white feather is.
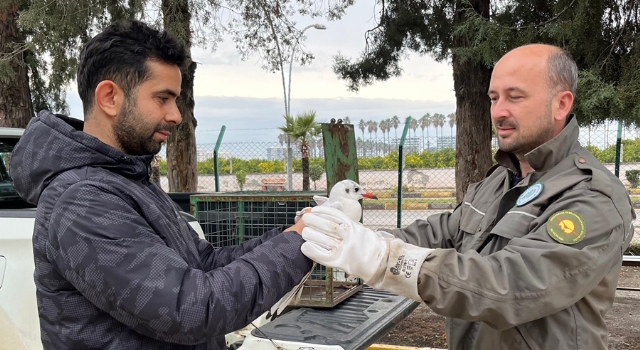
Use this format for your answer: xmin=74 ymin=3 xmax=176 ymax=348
xmin=312 ymin=195 xmax=329 ymax=206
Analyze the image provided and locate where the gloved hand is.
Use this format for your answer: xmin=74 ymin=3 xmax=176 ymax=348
xmin=301 ymin=206 xmax=433 ymax=301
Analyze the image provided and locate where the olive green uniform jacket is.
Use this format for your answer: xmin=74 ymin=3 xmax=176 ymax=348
xmin=390 ymin=116 xmax=635 ymax=350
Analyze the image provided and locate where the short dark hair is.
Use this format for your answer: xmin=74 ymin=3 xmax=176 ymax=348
xmin=547 ymin=47 xmax=578 ymax=97
xmin=77 ymin=20 xmax=186 ymax=115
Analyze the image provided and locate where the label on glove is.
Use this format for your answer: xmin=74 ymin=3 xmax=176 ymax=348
xmin=368 ymin=239 xmax=433 ymax=302
xmin=389 ymin=254 xmax=419 ymax=279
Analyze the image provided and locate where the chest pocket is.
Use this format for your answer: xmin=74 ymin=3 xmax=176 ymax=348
xmin=460 ymin=202 xmax=487 ymax=234
xmin=490 ymin=209 xmax=539 ymax=240
xmin=459 ymin=180 xmax=503 ymax=235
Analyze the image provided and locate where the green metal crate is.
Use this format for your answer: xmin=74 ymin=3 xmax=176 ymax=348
xmin=190 ymin=191 xmax=363 ymax=308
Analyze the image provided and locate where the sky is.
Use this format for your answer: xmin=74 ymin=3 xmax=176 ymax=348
xmin=66 ymin=0 xmax=458 ymax=144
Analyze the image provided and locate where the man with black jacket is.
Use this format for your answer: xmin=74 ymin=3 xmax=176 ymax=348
xmin=10 ymin=19 xmax=311 ymax=350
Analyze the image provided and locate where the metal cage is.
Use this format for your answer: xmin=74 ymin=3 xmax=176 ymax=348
xmin=190 ymin=191 xmax=362 ymax=308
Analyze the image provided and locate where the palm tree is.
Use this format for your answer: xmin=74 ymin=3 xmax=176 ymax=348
xmin=380 ymin=119 xmax=388 ymax=154
xmin=358 ymin=119 xmax=367 ymax=157
xmin=391 ymin=115 xmax=400 ymax=142
xmin=367 ymin=120 xmax=375 ymax=155
xmin=420 ymin=113 xmax=431 ymax=151
xmin=279 ymin=111 xmax=321 ymax=191
xmin=447 ymin=113 xmax=456 ymax=137
xmin=344 ymin=116 xmax=351 ymax=125
xmin=437 ymin=114 xmax=446 ymax=139
xmin=371 ymin=121 xmax=379 ymax=155
xmin=410 ymin=117 xmax=418 ymax=140
xmin=387 ymin=119 xmax=393 ymax=153
xmin=431 ymin=113 xmax=446 ymax=150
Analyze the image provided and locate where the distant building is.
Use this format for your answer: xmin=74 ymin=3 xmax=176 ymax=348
xmin=437 ymin=136 xmax=456 ymax=150
xmin=267 ymin=147 xmax=301 ymax=160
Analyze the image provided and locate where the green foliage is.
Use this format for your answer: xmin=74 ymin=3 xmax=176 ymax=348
xmin=280 ymin=110 xmax=322 ymax=190
xmin=235 ymin=169 xmax=247 ymax=190
xmin=309 ymin=164 xmax=324 ymax=189
xmin=333 ymin=0 xmax=640 ymax=126
xmin=584 ymin=145 xmax=616 ymax=164
xmin=14 ymin=1 xmax=354 ymax=114
xmin=279 ymin=111 xmax=321 ymax=151
xmin=159 ymin=159 xmax=168 ymax=175
xmin=625 ymin=170 xmax=640 ymax=188
xmin=16 ymin=0 xmax=145 ymax=113
xmin=584 ymin=138 xmax=640 ymax=164
xmin=622 ymin=139 xmax=640 ymax=162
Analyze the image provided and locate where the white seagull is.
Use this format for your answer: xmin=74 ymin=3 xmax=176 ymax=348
xmin=266 ymin=179 xmax=377 ymax=320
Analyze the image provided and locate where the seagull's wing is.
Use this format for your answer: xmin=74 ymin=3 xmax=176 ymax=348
xmin=266 ymin=263 xmax=315 ymax=321
xmin=312 ymin=195 xmax=329 ymax=206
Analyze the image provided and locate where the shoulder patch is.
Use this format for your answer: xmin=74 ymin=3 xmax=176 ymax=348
xmin=516 ymin=183 xmax=543 ymax=206
xmin=546 ymin=210 xmax=586 ymax=245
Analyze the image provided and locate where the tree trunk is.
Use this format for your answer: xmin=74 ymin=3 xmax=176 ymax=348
xmin=162 ymin=0 xmax=198 ymax=193
xmin=0 ymin=1 xmax=34 ymax=128
xmin=453 ymin=0 xmax=493 ymax=203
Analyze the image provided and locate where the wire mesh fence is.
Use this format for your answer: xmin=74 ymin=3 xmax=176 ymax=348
xmin=159 ymin=121 xmax=640 ymax=256
xmin=190 ymin=191 xmax=362 ymax=307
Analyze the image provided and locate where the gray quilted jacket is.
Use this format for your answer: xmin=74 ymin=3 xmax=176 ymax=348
xmin=11 ymin=111 xmax=313 ymax=350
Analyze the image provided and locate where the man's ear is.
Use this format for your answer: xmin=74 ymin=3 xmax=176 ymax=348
xmin=554 ymin=90 xmax=574 ymax=122
xmin=94 ymin=80 xmax=124 ymax=118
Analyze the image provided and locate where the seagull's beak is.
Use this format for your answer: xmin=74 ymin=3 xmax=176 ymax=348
xmin=362 ymin=192 xmax=378 ymax=200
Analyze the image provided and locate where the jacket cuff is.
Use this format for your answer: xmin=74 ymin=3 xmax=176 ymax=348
xmin=368 ymin=239 xmax=433 ymax=302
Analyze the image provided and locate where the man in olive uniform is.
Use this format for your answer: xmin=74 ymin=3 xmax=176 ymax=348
xmin=299 ymin=44 xmax=635 ymax=350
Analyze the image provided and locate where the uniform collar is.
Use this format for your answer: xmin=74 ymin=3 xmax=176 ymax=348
xmin=494 ymin=114 xmax=581 ymax=173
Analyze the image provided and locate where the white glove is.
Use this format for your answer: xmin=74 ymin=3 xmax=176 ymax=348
xmin=301 ymin=206 xmax=434 ymax=301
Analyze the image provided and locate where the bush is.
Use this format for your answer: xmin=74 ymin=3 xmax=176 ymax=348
xmin=309 ymin=164 xmax=324 ymax=190
xmin=626 ymin=170 xmax=640 ymax=188
xmin=235 ymin=169 xmax=247 ymax=190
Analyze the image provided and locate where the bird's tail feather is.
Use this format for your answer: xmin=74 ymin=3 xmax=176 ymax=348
xmin=266 ymin=264 xmax=315 ymax=321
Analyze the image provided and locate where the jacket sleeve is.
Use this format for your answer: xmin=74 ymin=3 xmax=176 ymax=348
xmin=47 ymin=182 xmax=313 ymax=345
xmin=193 ymin=226 xmax=283 ymax=271
xmin=389 ymin=205 xmax=462 ymax=250
xmin=412 ymin=187 xmax=632 ymax=330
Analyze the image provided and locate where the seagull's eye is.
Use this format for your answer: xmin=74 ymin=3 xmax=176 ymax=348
xmin=354 ymin=188 xmax=359 ymax=192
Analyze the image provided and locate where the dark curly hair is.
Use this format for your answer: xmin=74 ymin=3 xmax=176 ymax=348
xmin=77 ymin=20 xmax=186 ymax=115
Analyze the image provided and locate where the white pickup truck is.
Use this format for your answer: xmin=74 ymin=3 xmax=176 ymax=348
xmin=0 ymin=127 xmax=418 ymax=350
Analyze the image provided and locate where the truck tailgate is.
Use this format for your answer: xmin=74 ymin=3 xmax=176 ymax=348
xmin=251 ymin=287 xmax=420 ymax=350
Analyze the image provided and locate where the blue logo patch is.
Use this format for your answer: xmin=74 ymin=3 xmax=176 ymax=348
xmin=516 ymin=183 xmax=544 ymax=206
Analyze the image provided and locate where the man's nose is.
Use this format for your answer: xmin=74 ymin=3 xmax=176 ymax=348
xmin=491 ymin=98 xmax=509 ymax=121
xmin=166 ymin=103 xmax=182 ymax=125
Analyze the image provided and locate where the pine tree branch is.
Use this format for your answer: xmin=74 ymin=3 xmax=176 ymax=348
xmin=599 ymin=0 xmax=636 ymax=71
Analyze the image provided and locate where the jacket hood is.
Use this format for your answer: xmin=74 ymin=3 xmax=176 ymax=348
xmin=10 ymin=110 xmax=153 ymax=204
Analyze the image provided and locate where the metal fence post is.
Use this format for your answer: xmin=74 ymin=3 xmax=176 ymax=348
xmin=397 ymin=117 xmax=412 ymax=228
xmin=213 ymin=126 xmax=226 ymax=192
xmin=320 ymin=120 xmax=359 ymax=216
